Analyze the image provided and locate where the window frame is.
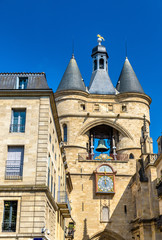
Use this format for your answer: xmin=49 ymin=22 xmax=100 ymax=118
xmin=2 ymin=201 xmax=18 ymax=232
xmin=10 ymin=109 xmax=26 ymax=133
xmin=5 ymin=146 xmax=24 ymax=180
xmin=16 ymin=77 xmax=28 ymax=90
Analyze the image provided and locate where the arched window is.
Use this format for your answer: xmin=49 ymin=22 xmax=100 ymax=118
xmin=94 ymin=59 xmax=97 ymax=71
xmin=63 ymin=124 xmax=67 ymax=142
xmin=101 ymin=206 xmax=109 ymax=222
xmin=129 ymin=153 xmax=134 ymax=159
xmin=99 ymin=58 xmax=104 ymax=69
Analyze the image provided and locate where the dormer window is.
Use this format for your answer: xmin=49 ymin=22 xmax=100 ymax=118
xmin=99 ymin=58 xmax=104 ymax=69
xmin=17 ymin=77 xmax=28 ymax=89
xmin=94 ymin=60 xmax=97 ymax=71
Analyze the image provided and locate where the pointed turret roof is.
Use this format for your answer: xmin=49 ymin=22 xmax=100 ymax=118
xmin=89 ymin=70 xmax=116 ymax=94
xmin=57 ymin=55 xmax=86 ymax=92
xmin=116 ymin=57 xmax=144 ymax=94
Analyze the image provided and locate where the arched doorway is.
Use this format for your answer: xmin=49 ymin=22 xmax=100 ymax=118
xmin=90 ymin=229 xmax=125 ymax=240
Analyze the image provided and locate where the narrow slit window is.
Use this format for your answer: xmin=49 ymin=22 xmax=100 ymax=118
xmin=63 ymin=124 xmax=67 ymax=142
xmin=122 ymin=104 xmax=127 ymax=112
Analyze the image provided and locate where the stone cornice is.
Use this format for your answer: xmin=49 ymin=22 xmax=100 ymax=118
xmin=54 ymin=90 xmax=152 ymax=105
xmin=0 ymin=185 xmax=58 ymax=211
xmin=0 ymin=89 xmax=53 ymax=97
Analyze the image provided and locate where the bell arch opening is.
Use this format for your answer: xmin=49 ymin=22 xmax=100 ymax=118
xmin=79 ymin=124 xmax=128 ymax=161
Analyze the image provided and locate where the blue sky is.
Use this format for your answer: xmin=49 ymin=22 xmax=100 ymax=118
xmin=0 ymin=0 xmax=161 ymax=152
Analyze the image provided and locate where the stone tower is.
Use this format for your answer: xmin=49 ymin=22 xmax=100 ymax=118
xmin=55 ymin=37 xmax=153 ymax=240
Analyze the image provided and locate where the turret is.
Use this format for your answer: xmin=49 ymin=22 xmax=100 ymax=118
xmin=57 ymin=54 xmax=86 ymax=92
xmin=116 ymin=57 xmax=144 ymax=94
xmin=88 ymin=36 xmax=116 ymax=95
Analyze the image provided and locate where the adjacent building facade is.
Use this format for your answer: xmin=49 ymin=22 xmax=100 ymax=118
xmin=0 ymin=73 xmax=73 ymax=240
xmin=0 ymin=37 xmax=161 ymax=240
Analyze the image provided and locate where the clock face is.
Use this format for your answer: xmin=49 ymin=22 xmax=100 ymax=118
xmin=97 ymin=175 xmax=114 ymax=193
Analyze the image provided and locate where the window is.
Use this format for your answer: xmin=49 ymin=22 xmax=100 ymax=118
xmin=94 ymin=104 xmax=99 ymax=112
xmin=52 ymin=144 xmax=54 ymax=153
xmin=129 ymin=153 xmax=134 ymax=159
xmin=6 ymin=146 xmax=24 ymax=179
xmin=2 ymin=201 xmax=17 ymax=232
xmin=101 ymin=206 xmax=109 ymax=222
xmin=80 ymin=103 xmax=85 ymax=111
xmin=94 ymin=59 xmax=97 ymax=71
xmin=49 ymin=134 xmax=51 ymax=143
xmin=108 ymin=104 xmax=113 ymax=111
xmin=63 ymin=124 xmax=67 ymax=142
xmin=99 ymin=58 xmax=104 ymax=69
xmin=122 ymin=104 xmax=127 ymax=112
xmin=51 ymin=175 xmax=53 ymax=193
xmin=48 ymin=155 xmax=51 ymax=187
xmin=53 ymin=182 xmax=56 ymax=199
xmin=10 ymin=109 xmax=26 ymax=133
xmin=124 ymin=205 xmax=127 ymax=214
xmin=18 ymin=77 xmax=28 ymax=89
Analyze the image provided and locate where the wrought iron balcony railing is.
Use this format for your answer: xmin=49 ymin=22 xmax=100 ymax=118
xmin=78 ymin=152 xmax=128 ymax=161
xmin=10 ymin=124 xmax=25 ymax=133
xmin=2 ymin=221 xmax=16 ymax=232
xmin=5 ymin=160 xmax=23 ymax=180
xmin=65 ymin=227 xmax=74 ymax=239
xmin=57 ymin=191 xmax=71 ymax=217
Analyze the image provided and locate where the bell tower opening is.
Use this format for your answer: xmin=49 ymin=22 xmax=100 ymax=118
xmin=78 ymin=124 xmax=129 ymax=161
xmin=85 ymin=124 xmax=123 ymax=160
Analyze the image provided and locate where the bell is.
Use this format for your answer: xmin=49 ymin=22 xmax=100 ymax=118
xmin=96 ymin=139 xmax=108 ymax=152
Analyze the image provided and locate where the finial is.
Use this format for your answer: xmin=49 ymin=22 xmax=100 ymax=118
xmin=97 ymin=34 xmax=105 ymax=45
xmin=72 ymin=39 xmax=74 ymax=58
xmin=125 ymin=40 xmax=127 ymax=58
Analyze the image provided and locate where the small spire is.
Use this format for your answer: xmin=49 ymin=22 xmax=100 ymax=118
xmin=72 ymin=39 xmax=74 ymax=58
xmin=125 ymin=40 xmax=127 ymax=58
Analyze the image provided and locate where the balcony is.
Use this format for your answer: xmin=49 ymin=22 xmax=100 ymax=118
xmin=10 ymin=124 xmax=25 ymax=133
xmin=65 ymin=228 xmax=74 ymax=239
xmin=57 ymin=191 xmax=71 ymax=218
xmin=2 ymin=221 xmax=16 ymax=232
xmin=156 ymin=180 xmax=162 ymax=197
xmin=65 ymin=222 xmax=75 ymax=239
xmin=78 ymin=152 xmax=128 ymax=161
xmin=5 ymin=161 xmax=23 ymax=180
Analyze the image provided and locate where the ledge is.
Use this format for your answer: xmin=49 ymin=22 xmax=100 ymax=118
xmin=0 ymin=184 xmax=58 ymax=211
xmin=78 ymin=159 xmax=129 ymax=163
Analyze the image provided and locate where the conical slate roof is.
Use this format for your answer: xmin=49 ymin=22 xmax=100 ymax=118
xmin=57 ymin=55 xmax=86 ymax=92
xmin=89 ymin=70 xmax=116 ymax=95
xmin=116 ymin=57 xmax=144 ymax=94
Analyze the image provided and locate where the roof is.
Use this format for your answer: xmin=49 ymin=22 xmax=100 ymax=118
xmin=92 ymin=45 xmax=108 ymax=58
xmin=116 ymin=58 xmax=144 ymax=94
xmin=57 ymin=55 xmax=86 ymax=92
xmin=0 ymin=72 xmax=49 ymax=89
xmin=88 ymin=70 xmax=116 ymax=95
